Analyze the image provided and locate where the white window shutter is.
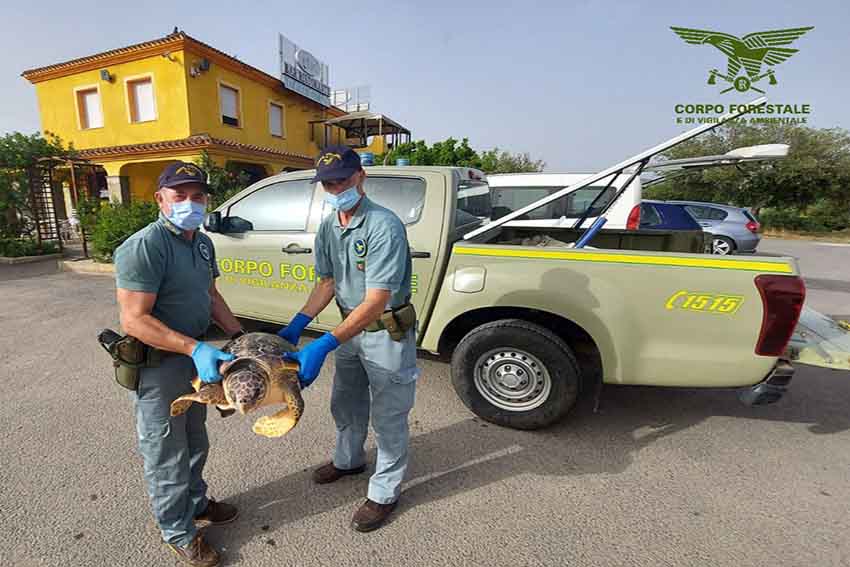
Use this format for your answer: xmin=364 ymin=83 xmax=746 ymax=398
xmin=132 ymin=80 xmax=156 ymax=122
xmin=269 ymin=103 xmax=283 ymax=136
xmin=220 ymin=86 xmax=238 ymax=119
xmin=84 ymin=91 xmax=103 ymax=128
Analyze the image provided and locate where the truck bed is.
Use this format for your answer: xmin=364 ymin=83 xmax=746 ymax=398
xmin=491 ymin=226 xmax=709 ymax=253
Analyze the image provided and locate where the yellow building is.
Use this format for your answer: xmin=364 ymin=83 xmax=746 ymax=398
xmin=22 ymin=30 xmax=352 ymax=203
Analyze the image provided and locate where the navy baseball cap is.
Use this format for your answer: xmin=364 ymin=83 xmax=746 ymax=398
xmin=158 ymin=161 xmax=210 ymax=191
xmin=310 ymin=145 xmax=363 ymax=183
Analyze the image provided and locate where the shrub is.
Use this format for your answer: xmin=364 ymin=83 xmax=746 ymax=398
xmin=91 ymin=201 xmax=159 ymax=262
xmin=760 ymin=202 xmax=850 ymax=233
xmin=0 ymin=238 xmax=58 ymax=257
xmin=75 ymin=195 xmax=103 ymax=237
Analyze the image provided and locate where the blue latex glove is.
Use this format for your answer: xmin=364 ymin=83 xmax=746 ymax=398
xmin=283 ymin=332 xmax=340 ymax=389
xmin=277 ymin=312 xmax=313 ymax=346
xmin=191 ymin=342 xmax=235 ymax=383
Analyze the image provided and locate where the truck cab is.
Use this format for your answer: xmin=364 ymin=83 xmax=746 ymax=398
xmin=204 ymin=166 xmax=489 ymax=332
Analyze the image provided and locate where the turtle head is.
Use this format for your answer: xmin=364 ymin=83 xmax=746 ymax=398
xmin=222 ymin=359 xmax=269 ymax=414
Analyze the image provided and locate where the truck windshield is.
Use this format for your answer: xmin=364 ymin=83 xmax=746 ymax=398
xmin=491 ymin=185 xmax=616 ymax=220
xmin=456 ymin=181 xmax=492 ymax=227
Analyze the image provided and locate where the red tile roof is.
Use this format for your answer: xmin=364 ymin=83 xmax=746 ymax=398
xmin=20 ymin=29 xmax=345 ymax=116
xmin=76 ymin=134 xmax=315 ymax=167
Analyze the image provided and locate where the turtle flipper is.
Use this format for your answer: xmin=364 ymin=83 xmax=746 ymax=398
xmin=170 ymin=383 xmax=228 ymax=416
xmin=251 ymin=388 xmax=304 ymax=438
xmin=170 ymin=395 xmax=199 ymax=416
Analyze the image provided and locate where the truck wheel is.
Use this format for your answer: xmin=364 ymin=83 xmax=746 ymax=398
xmin=451 ymin=319 xmax=580 ymax=430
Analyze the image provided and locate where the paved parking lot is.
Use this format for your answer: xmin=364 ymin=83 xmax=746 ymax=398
xmin=1 ymin=238 xmax=849 ymax=567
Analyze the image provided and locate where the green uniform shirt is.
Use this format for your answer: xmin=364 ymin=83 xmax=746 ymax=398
xmin=114 ymin=214 xmax=219 ymax=339
xmin=315 ymin=196 xmax=412 ymax=312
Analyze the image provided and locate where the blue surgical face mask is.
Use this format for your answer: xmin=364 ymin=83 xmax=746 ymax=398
xmin=166 ymin=200 xmax=206 ymax=230
xmin=324 ymin=185 xmax=361 ymax=211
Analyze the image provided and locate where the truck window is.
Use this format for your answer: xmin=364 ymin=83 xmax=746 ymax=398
xmin=227 ymin=179 xmax=314 ymax=231
xmin=321 ymin=176 xmax=426 ymax=226
xmin=491 ymin=185 xmax=615 ymax=220
xmin=456 ymin=181 xmax=492 ymax=228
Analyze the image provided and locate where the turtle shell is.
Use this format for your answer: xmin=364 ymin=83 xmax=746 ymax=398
xmin=220 ymin=332 xmax=298 ymax=412
xmin=224 ymin=332 xmax=296 ymax=359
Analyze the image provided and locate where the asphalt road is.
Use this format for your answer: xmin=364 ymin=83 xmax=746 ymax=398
xmin=1 ymin=238 xmax=849 ymax=567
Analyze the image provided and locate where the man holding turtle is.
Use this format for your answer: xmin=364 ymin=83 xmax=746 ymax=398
xmin=114 ymin=161 xmax=243 ymax=567
xmin=280 ymin=145 xmax=419 ymax=532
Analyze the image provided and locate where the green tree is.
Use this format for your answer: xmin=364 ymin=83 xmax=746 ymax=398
xmin=646 ymin=121 xmax=850 ymax=216
xmin=376 ymin=137 xmax=544 ymax=174
xmin=0 ymin=132 xmax=72 ymax=238
xmin=479 ymin=148 xmax=545 ymax=174
xmin=194 ymin=151 xmax=252 ymax=209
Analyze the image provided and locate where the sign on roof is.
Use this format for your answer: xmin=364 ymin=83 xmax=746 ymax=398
xmin=279 ymin=34 xmax=330 ymax=107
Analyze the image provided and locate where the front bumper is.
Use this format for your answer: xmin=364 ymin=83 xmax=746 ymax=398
xmin=737 ymin=360 xmax=794 ymax=406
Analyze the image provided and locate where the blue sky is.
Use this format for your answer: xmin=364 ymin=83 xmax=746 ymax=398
xmin=2 ymin=0 xmax=847 ymax=171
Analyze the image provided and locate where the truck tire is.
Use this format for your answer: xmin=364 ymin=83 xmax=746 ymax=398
xmin=451 ymin=319 xmax=580 ymax=430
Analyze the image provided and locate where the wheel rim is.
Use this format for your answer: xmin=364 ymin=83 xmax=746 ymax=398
xmin=473 ymin=348 xmax=552 ymax=412
xmin=712 ymin=238 xmax=732 ymax=255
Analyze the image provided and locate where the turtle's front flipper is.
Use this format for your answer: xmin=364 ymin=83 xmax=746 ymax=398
xmin=251 ymin=388 xmax=304 ymax=438
xmin=171 ymin=394 xmax=202 ymax=416
xmin=170 ymin=383 xmax=228 ymax=417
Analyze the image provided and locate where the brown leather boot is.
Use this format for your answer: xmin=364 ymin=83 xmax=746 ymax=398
xmin=351 ymin=498 xmax=398 ymax=532
xmin=312 ymin=462 xmax=367 ymax=484
xmin=166 ymin=533 xmax=220 ymax=567
xmin=194 ymin=498 xmax=239 ymax=528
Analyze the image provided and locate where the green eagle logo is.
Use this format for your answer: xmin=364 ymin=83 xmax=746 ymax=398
xmin=671 ymin=26 xmax=813 ymax=94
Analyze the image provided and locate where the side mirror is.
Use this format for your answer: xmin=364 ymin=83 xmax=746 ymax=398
xmin=223 ymin=216 xmax=254 ymax=234
xmin=204 ymin=211 xmax=222 ymax=233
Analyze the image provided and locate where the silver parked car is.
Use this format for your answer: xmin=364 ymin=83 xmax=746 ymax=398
xmin=668 ymin=201 xmax=761 ymax=255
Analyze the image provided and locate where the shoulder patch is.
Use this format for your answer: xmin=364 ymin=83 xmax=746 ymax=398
xmin=353 ymin=238 xmax=367 ymax=257
xmin=198 ymin=241 xmax=211 ymax=261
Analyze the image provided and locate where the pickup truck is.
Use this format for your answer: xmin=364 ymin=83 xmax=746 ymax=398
xmin=203 ymin=104 xmax=848 ymax=430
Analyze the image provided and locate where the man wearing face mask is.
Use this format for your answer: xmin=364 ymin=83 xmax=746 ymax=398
xmin=113 ymin=161 xmax=243 ymax=567
xmin=279 ymin=145 xmax=419 ymax=532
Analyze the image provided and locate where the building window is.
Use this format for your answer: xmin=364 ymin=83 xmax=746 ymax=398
xmin=76 ymin=87 xmax=103 ymax=129
xmin=269 ymin=101 xmax=285 ymax=137
xmin=219 ymin=84 xmax=240 ymax=127
xmin=127 ymin=77 xmax=156 ymax=123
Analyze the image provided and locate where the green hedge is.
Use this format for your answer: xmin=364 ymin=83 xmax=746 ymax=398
xmin=0 ymin=238 xmax=58 ymax=257
xmin=91 ymin=201 xmax=159 ymax=262
xmin=760 ymin=201 xmax=850 ymax=232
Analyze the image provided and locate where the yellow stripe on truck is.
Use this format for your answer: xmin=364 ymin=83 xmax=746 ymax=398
xmin=454 ymin=246 xmax=794 ymax=274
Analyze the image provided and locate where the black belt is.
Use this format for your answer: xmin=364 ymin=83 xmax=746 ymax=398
xmin=338 ymin=303 xmax=416 ymax=340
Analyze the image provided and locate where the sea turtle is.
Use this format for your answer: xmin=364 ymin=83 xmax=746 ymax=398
xmin=170 ymin=332 xmax=304 ymax=438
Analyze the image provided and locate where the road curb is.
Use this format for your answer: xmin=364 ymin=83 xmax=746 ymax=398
xmin=0 ymin=253 xmax=63 ymax=265
xmin=59 ymin=259 xmax=115 ymax=276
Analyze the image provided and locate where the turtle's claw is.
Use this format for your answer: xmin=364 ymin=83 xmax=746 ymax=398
xmin=217 ymin=407 xmax=236 ymax=418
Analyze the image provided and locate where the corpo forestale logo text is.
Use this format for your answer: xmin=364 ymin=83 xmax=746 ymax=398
xmin=670 ymin=25 xmax=814 ymax=124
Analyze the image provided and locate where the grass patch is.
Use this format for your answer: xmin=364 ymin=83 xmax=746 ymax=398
xmin=763 ymin=229 xmax=850 ymax=243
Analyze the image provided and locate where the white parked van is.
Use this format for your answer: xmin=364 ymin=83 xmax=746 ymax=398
xmin=488 ymin=172 xmax=641 ymax=230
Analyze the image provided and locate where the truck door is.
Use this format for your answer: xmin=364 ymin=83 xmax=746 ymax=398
xmin=316 ymin=172 xmax=446 ymax=327
xmin=209 ymin=177 xmax=319 ymax=324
